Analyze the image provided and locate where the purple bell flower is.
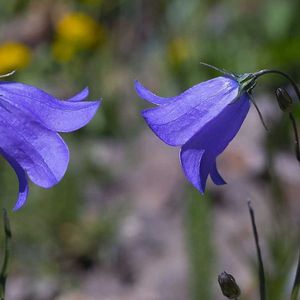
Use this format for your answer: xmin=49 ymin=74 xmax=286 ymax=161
xmin=135 ymin=74 xmax=251 ymax=193
xmin=0 ymin=81 xmax=100 ymax=210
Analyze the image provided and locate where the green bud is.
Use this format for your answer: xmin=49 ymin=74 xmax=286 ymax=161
xmin=275 ymin=87 xmax=293 ymax=112
xmin=218 ymin=271 xmax=241 ymax=299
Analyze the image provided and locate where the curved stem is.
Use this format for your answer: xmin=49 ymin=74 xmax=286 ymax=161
xmin=291 ymin=251 xmax=300 ymax=300
xmin=253 ymin=69 xmax=300 ymax=102
xmin=0 ymin=209 xmax=11 ymax=300
xmin=254 ymin=70 xmax=300 ymax=163
xmin=289 ymin=113 xmax=300 ymax=162
xmin=249 ymin=94 xmax=269 ymax=131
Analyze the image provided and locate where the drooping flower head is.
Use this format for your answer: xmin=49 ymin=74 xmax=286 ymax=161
xmin=135 ymin=65 xmax=259 ymax=193
xmin=0 ymin=75 xmax=100 ymax=210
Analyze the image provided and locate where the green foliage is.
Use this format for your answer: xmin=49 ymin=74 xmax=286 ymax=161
xmin=185 ymin=189 xmax=214 ymax=300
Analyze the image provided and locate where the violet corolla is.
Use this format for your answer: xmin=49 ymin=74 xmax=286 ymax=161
xmin=135 ymin=65 xmax=266 ymax=193
xmin=0 ymin=76 xmax=100 ymax=210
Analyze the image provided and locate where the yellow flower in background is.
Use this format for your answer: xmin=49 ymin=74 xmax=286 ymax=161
xmin=53 ymin=12 xmax=105 ymax=62
xmin=56 ymin=12 xmax=103 ymax=48
xmin=0 ymin=42 xmax=31 ymax=74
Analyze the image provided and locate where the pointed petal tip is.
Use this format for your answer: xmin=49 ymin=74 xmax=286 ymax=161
xmin=0 ymin=150 xmax=30 ymax=211
xmin=134 ymin=79 xmax=141 ymax=88
xmin=58 ymin=99 xmax=101 ymax=133
xmin=67 ymin=87 xmax=90 ymax=102
xmin=195 ymin=184 xmax=205 ymax=194
xmin=134 ymin=80 xmax=146 ymax=98
xmin=180 ymin=147 xmax=210 ymax=192
xmin=135 ymin=80 xmax=173 ymax=105
xmin=13 ymin=186 xmax=29 ymax=211
xmin=210 ymin=162 xmax=227 ymax=185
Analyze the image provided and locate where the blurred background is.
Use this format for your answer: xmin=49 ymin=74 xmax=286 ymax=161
xmin=0 ymin=0 xmax=299 ymax=299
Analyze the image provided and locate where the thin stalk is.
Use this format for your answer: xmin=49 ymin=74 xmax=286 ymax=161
xmin=253 ymin=69 xmax=300 ymax=102
xmin=248 ymin=201 xmax=266 ymax=300
xmin=0 ymin=209 xmax=12 ymax=300
xmin=199 ymin=62 xmax=232 ymax=76
xmin=291 ymin=251 xmax=300 ymax=300
xmin=249 ymin=95 xmax=269 ymax=131
xmin=253 ymin=70 xmax=300 ymax=159
xmin=288 ymin=113 xmax=300 ymax=162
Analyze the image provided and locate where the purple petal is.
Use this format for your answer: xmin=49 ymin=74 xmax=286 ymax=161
xmin=0 ymin=82 xmax=100 ymax=133
xmin=134 ymin=80 xmax=175 ymax=105
xmin=179 ymin=93 xmax=250 ymax=191
xmin=67 ymin=87 xmax=89 ymax=102
xmin=141 ymin=76 xmax=239 ymax=146
xmin=210 ymin=162 xmax=226 ymax=185
xmin=0 ymin=149 xmax=29 ymax=210
xmin=180 ymin=148 xmax=211 ymax=192
xmin=0 ymin=104 xmax=70 ymax=188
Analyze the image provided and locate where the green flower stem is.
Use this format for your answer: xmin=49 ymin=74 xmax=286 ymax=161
xmin=254 ymin=70 xmax=300 ymax=300
xmin=0 ymin=209 xmax=12 ymax=300
xmin=291 ymin=251 xmax=300 ymax=300
xmin=248 ymin=201 xmax=266 ymax=300
xmin=253 ymin=69 xmax=300 ymax=101
xmin=288 ymin=113 xmax=300 ymax=162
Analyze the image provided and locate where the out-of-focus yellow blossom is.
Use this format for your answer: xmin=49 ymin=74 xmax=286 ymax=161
xmin=53 ymin=12 xmax=105 ymax=62
xmin=0 ymin=42 xmax=31 ymax=74
xmin=56 ymin=12 xmax=104 ymax=47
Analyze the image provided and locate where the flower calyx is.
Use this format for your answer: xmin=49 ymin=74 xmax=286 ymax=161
xmin=237 ymin=73 xmax=257 ymax=95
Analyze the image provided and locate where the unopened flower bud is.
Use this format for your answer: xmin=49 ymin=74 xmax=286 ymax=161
xmin=218 ymin=271 xmax=241 ymax=299
xmin=275 ymin=87 xmax=293 ymax=112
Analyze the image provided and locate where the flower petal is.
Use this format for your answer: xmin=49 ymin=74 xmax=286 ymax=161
xmin=67 ymin=87 xmax=89 ymax=102
xmin=0 ymin=149 xmax=29 ymax=211
xmin=0 ymin=82 xmax=100 ymax=132
xmin=180 ymin=148 xmax=213 ymax=192
xmin=0 ymin=104 xmax=70 ymax=189
xmin=210 ymin=162 xmax=226 ymax=185
xmin=180 ymin=147 xmax=205 ymax=192
xmin=134 ymin=80 xmax=175 ymax=105
xmin=142 ymin=76 xmax=239 ymax=146
xmin=179 ymin=93 xmax=250 ymax=191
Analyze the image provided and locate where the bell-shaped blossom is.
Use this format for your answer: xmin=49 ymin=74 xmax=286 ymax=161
xmin=0 ymin=81 xmax=100 ymax=210
xmin=135 ymin=75 xmax=251 ymax=192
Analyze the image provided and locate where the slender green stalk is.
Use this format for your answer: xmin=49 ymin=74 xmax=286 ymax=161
xmin=253 ymin=69 xmax=300 ymax=101
xmin=291 ymin=251 xmax=300 ymax=300
xmin=249 ymin=94 xmax=269 ymax=131
xmin=288 ymin=113 xmax=300 ymax=162
xmin=248 ymin=201 xmax=266 ymax=300
xmin=0 ymin=209 xmax=12 ymax=300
